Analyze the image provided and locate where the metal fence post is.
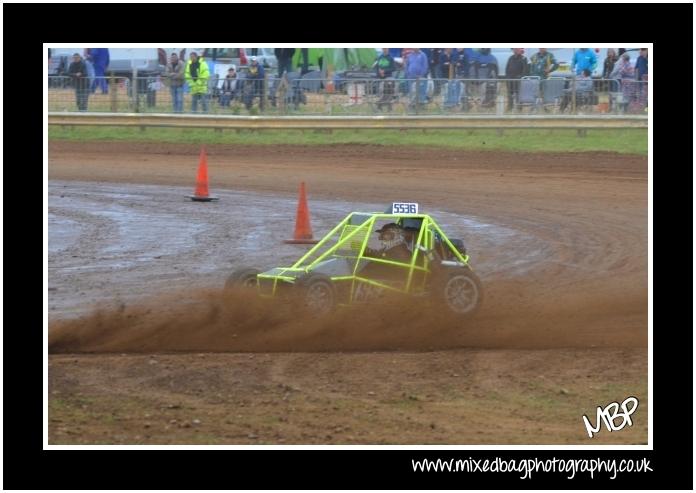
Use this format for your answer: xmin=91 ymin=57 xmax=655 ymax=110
xmin=262 ymin=74 xmax=267 ymax=114
xmin=132 ymin=68 xmax=139 ymax=113
xmin=415 ymin=77 xmax=420 ymax=115
xmin=110 ymin=72 xmax=117 ymax=112
xmin=402 ymin=82 xmax=407 ymax=115
xmin=570 ymin=75 xmax=576 ymax=114
xmin=278 ymin=75 xmax=287 ymax=115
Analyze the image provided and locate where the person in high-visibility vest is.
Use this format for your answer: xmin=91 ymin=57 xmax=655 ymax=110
xmin=185 ymin=52 xmax=210 ymax=113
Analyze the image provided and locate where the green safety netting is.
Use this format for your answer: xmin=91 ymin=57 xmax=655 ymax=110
xmin=291 ymin=48 xmax=378 ymax=73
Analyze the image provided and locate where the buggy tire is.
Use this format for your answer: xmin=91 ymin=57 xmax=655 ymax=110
xmin=296 ymin=273 xmax=336 ymax=316
xmin=432 ymin=267 xmax=483 ymax=317
xmin=225 ymin=268 xmax=261 ymax=290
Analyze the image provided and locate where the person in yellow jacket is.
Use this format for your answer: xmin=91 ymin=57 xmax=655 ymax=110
xmin=185 ymin=52 xmax=210 ymax=113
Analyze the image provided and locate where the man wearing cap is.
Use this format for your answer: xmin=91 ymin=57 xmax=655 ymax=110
xmin=67 ymin=53 xmax=90 ymax=111
xmin=184 ymin=52 xmax=210 ymax=113
xmin=163 ymin=52 xmax=185 ymax=113
xmin=243 ymin=56 xmax=266 ymax=111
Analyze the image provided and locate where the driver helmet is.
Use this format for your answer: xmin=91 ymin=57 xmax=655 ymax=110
xmin=375 ymin=223 xmax=405 ymax=250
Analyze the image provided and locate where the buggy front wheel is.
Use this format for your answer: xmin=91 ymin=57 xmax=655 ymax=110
xmin=433 ymin=268 xmax=483 ymax=316
xmin=297 ymin=273 xmax=336 ymax=316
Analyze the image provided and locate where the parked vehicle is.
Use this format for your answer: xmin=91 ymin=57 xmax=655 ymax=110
xmin=201 ymin=48 xmax=277 ymax=71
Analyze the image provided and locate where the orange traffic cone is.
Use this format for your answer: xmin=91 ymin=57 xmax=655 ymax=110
xmin=189 ymin=146 xmax=219 ymax=202
xmin=284 ymin=182 xmax=319 ymax=244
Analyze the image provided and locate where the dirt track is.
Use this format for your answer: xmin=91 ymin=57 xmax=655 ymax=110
xmin=47 ymin=141 xmax=648 ymax=444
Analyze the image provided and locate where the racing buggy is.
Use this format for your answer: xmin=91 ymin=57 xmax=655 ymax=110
xmin=226 ymin=203 xmax=482 ymax=317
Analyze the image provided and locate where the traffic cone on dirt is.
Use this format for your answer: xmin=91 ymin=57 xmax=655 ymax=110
xmin=284 ymin=182 xmax=319 ymax=244
xmin=189 ymin=146 xmax=219 ymax=202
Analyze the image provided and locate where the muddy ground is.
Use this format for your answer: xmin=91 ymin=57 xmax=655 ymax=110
xmin=47 ymin=141 xmax=648 ymax=444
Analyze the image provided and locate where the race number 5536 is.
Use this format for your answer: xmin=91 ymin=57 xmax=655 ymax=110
xmin=392 ymin=202 xmax=418 ymax=214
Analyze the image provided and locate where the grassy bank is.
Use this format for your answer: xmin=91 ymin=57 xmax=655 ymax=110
xmin=48 ymin=127 xmax=648 ymax=155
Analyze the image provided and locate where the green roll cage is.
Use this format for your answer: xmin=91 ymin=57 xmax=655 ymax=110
xmin=257 ymin=212 xmax=470 ymax=303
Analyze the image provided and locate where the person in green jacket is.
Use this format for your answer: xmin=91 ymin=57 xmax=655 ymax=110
xmin=185 ymin=52 xmax=210 ymax=113
xmin=529 ymin=48 xmax=559 ymax=79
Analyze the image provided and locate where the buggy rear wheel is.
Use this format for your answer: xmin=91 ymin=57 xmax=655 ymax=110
xmin=225 ymin=268 xmax=261 ymax=290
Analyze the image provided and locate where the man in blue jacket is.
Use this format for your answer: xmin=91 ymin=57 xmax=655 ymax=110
xmin=405 ymin=48 xmax=428 ymax=79
xmin=439 ymin=48 xmax=459 ymax=79
xmin=405 ymin=49 xmax=428 ymax=107
xmin=455 ymin=49 xmax=471 ymax=77
xmin=634 ymin=48 xmax=648 ymax=80
xmin=88 ymin=48 xmax=110 ymax=94
xmin=634 ymin=48 xmax=648 ymax=108
xmin=571 ymin=48 xmax=597 ymax=76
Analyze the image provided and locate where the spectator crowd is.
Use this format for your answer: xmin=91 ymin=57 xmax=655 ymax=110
xmin=55 ymin=48 xmax=648 ymax=114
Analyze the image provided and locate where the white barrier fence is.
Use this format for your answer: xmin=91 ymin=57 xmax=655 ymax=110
xmin=48 ymin=112 xmax=648 ymax=130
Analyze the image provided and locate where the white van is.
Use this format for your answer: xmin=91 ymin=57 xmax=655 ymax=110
xmin=200 ymin=48 xmax=277 ymax=70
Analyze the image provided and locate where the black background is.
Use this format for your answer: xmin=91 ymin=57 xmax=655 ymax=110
xmin=5 ymin=2 xmax=692 ymax=489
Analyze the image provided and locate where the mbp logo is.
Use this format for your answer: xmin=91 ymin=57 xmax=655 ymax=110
xmin=582 ymin=396 xmax=639 ymax=438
